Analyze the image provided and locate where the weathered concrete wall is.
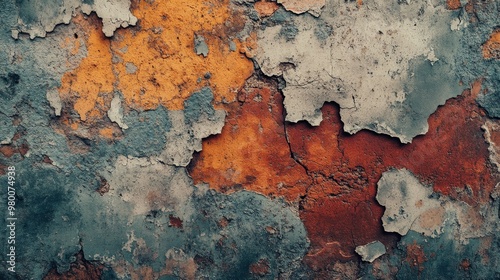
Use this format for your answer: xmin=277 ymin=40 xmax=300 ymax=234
xmin=1 ymin=0 xmax=499 ymax=279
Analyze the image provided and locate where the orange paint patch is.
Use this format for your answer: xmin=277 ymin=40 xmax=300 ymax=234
xmin=58 ymin=0 xmax=253 ymax=124
xmin=254 ymin=1 xmax=279 ymax=17
xmin=189 ymin=77 xmax=311 ymax=201
xmin=482 ymin=29 xmax=500 ymax=59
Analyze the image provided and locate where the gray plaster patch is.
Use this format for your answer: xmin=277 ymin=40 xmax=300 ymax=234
xmin=355 ymin=241 xmax=386 ymax=263
xmin=255 ymin=0 xmax=462 ymax=143
xmin=160 ymin=88 xmax=226 ymax=167
xmin=483 ymin=120 xmax=500 ymax=173
xmin=101 ymin=155 xmax=195 ymax=220
xmin=81 ymin=0 xmax=138 ymax=37
xmin=377 ymin=169 xmax=500 ymax=240
xmin=160 ymin=108 xmax=225 ymax=167
xmin=12 ymin=0 xmax=137 ymax=39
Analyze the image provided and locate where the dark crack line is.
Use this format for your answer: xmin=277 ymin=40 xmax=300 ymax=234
xmin=277 ymin=87 xmax=316 ymax=209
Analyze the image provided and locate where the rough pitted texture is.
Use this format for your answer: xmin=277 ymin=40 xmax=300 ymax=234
xmin=1 ymin=0 xmax=500 ymax=279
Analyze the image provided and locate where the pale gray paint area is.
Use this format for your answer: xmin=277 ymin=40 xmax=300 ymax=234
xmin=194 ymin=35 xmax=209 ymax=57
xmin=255 ymin=0 xmax=463 ymax=143
xmin=46 ymin=88 xmax=62 ymax=116
xmin=161 ymin=109 xmax=225 ymax=167
xmin=276 ymin=0 xmax=326 ymax=17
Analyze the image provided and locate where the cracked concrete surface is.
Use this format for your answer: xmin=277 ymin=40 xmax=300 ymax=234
xmin=1 ymin=0 xmax=500 ymax=279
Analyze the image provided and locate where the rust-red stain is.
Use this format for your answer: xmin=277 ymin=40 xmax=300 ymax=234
xmin=190 ymin=77 xmax=497 ymax=267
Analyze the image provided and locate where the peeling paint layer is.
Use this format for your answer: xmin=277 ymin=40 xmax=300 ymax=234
xmin=2 ymin=0 xmax=500 ymax=278
xmin=255 ymin=0 xmax=462 ymax=143
xmin=11 ymin=0 xmax=136 ymax=39
xmin=377 ymin=169 xmax=441 ymax=236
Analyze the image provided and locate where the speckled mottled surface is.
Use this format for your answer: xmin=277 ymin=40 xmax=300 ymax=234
xmin=1 ymin=0 xmax=500 ymax=279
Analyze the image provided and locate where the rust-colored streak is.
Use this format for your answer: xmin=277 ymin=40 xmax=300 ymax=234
xmin=189 ymin=77 xmax=311 ymax=201
xmin=482 ymin=29 xmax=500 ymax=59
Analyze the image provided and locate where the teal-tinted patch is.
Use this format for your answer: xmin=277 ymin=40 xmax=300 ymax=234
xmin=183 ymin=87 xmax=216 ymax=123
xmin=396 ymin=230 xmax=497 ymax=279
xmin=189 ymin=190 xmax=309 ymax=279
xmin=0 ymin=113 xmax=16 ymax=144
xmin=0 ymin=162 xmax=81 ymax=279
